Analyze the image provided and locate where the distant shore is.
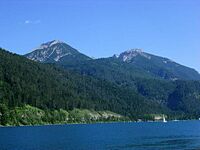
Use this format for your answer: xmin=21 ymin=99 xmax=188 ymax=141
xmin=1 ymin=119 xmax=199 ymax=128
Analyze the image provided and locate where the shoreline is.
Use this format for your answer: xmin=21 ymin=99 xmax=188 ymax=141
xmin=0 ymin=119 xmax=199 ymax=128
xmin=0 ymin=121 xmax=132 ymax=128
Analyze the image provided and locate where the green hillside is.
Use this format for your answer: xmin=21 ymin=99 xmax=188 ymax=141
xmin=1 ymin=45 xmax=200 ymax=126
xmin=0 ymin=48 xmax=164 ymax=125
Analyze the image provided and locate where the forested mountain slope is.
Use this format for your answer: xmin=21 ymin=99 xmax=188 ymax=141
xmin=0 ymin=48 xmax=164 ymax=124
xmin=1 ymin=40 xmax=200 ymax=126
xmin=24 ymin=41 xmax=200 ymax=118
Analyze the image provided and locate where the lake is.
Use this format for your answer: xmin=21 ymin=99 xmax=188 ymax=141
xmin=0 ymin=121 xmax=200 ymax=150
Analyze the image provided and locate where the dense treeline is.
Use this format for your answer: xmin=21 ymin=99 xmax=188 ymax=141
xmin=1 ymin=47 xmax=200 ymax=126
xmin=0 ymin=48 xmax=163 ymax=121
xmin=51 ymin=53 xmax=200 ymax=118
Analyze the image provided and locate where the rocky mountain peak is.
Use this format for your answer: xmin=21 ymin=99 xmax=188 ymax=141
xmin=25 ymin=40 xmax=91 ymax=63
xmin=126 ymin=48 xmax=143 ymax=54
xmin=37 ymin=40 xmax=64 ymax=50
xmin=25 ymin=40 xmax=76 ymax=62
xmin=118 ymin=48 xmax=151 ymax=62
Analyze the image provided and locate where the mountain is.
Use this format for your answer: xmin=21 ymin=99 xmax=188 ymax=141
xmin=116 ymin=49 xmax=200 ymax=80
xmin=25 ymin=41 xmax=200 ymax=107
xmin=1 ymin=40 xmax=200 ymax=126
xmin=0 ymin=47 xmax=165 ymax=125
xmin=25 ymin=40 xmax=91 ymax=63
xmin=25 ymin=40 xmax=200 ymax=81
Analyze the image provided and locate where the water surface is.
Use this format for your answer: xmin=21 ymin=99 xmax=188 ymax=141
xmin=0 ymin=121 xmax=200 ymax=150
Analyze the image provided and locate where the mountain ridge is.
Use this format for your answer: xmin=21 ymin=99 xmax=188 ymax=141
xmin=25 ymin=40 xmax=200 ymax=81
xmin=1 ymin=45 xmax=200 ymax=125
xmin=0 ymin=47 xmax=165 ymax=121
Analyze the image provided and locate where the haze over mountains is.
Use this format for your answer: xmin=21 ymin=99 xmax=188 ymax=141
xmin=1 ymin=40 xmax=200 ymax=125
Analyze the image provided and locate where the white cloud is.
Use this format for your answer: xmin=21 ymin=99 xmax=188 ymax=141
xmin=25 ymin=20 xmax=30 ymax=24
xmin=24 ymin=20 xmax=41 ymax=24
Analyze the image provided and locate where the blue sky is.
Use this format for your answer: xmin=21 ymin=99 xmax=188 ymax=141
xmin=0 ymin=0 xmax=199 ymax=72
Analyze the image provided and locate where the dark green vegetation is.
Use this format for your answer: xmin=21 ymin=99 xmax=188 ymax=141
xmin=1 ymin=41 xmax=200 ymax=126
xmin=0 ymin=105 xmax=128 ymax=126
xmin=0 ymin=48 xmax=163 ymax=125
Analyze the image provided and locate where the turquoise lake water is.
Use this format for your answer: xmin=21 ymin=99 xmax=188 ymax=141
xmin=0 ymin=121 xmax=200 ymax=150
